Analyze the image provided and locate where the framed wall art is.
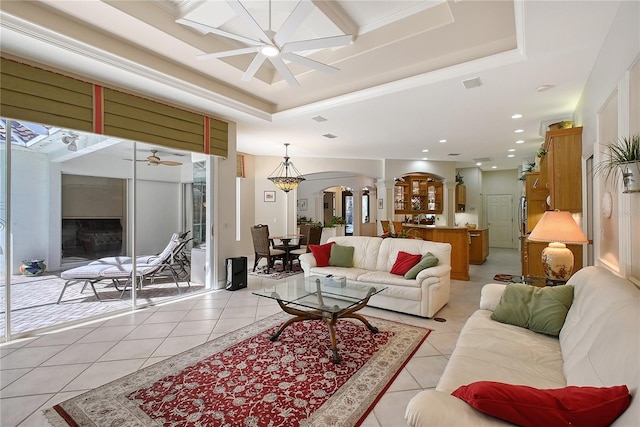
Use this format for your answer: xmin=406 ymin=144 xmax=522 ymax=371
xmin=264 ymin=191 xmax=276 ymax=202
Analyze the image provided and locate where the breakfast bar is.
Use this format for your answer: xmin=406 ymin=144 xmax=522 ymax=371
xmin=401 ymin=225 xmax=471 ymax=281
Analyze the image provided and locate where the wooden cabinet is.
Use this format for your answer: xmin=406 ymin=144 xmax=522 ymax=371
xmin=402 ymin=226 xmax=469 ymax=280
xmin=539 ymin=127 xmax=583 ymax=212
xmin=522 ymin=239 xmax=583 ymax=278
xmin=525 ymin=172 xmax=548 ymax=232
xmin=394 ymin=175 xmax=443 ymax=215
xmin=455 ymin=184 xmax=466 ymax=212
xmin=469 ymin=229 xmax=489 ymax=264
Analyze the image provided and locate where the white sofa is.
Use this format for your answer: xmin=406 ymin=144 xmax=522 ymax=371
xmin=298 ymin=236 xmax=452 ymax=318
xmin=405 ymin=266 xmax=639 ymax=426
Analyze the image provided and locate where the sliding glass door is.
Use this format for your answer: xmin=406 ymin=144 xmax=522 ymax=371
xmin=0 ymin=119 xmax=214 ymax=342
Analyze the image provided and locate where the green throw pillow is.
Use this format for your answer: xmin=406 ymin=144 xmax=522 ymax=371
xmin=490 ymin=284 xmax=574 ymax=336
xmin=404 ymin=252 xmax=439 ymax=279
xmin=329 ymin=244 xmax=354 ymax=267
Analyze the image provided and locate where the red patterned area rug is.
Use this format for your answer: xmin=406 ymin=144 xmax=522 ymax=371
xmin=45 ymin=312 xmax=431 ymax=427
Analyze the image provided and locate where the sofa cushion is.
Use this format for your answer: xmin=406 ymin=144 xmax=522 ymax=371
xmin=404 ymin=252 xmax=439 ymax=279
xmin=390 ymin=251 xmax=422 ymax=275
xmin=436 ymin=310 xmax=565 ymax=394
xmin=309 ymin=242 xmax=334 ymax=267
xmin=452 ymin=381 xmax=631 ymax=427
xmin=328 ymin=236 xmax=383 ymax=270
xmin=329 ymin=244 xmax=354 ymax=267
xmin=376 ymin=238 xmax=451 ymax=273
xmin=490 ymin=284 xmax=574 ymax=336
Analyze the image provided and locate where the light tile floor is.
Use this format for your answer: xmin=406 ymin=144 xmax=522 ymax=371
xmin=0 ymin=248 xmax=521 ymax=427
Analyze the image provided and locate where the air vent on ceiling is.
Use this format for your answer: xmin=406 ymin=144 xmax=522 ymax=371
xmin=462 ymin=77 xmax=482 ymax=89
xmin=448 ymin=153 xmax=461 ymax=156
xmin=311 ymin=115 xmax=327 ymax=122
xmin=474 ymin=157 xmax=493 ymax=163
xmin=323 ymin=133 xmax=337 ymax=139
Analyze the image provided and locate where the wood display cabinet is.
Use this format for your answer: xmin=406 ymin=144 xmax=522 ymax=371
xmin=455 ymin=184 xmax=466 ymax=212
xmin=394 ymin=174 xmax=443 ymax=215
xmin=538 ymin=127 xmax=583 ymax=212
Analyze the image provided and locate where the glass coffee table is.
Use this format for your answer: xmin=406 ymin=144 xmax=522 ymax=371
xmin=253 ymin=275 xmax=386 ymax=363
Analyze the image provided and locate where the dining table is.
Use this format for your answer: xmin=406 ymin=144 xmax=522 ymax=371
xmin=269 ymin=234 xmax=303 ymax=271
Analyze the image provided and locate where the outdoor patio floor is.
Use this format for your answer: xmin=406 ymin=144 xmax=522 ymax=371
xmin=1 ymin=269 xmax=204 ymax=337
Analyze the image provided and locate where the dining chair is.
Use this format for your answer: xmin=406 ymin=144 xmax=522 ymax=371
xmin=251 ymin=224 xmax=286 ymax=272
xmin=392 ymin=221 xmax=404 ymax=234
xmin=289 ymin=225 xmax=323 ymax=269
xmin=380 ymin=220 xmax=391 ymax=234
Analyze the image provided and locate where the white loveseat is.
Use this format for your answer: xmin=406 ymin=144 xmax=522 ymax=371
xmin=298 ymin=236 xmax=452 ymax=318
xmin=405 ymin=266 xmax=640 ymax=426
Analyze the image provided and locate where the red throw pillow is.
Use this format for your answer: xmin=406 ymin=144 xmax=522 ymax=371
xmin=390 ymin=251 xmax=422 ymax=275
xmin=309 ymin=242 xmax=335 ymax=267
xmin=452 ymin=381 xmax=631 ymax=427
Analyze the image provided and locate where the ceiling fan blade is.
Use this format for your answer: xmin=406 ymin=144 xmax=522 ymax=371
xmin=160 ymin=161 xmax=183 ymax=166
xmin=282 ymin=34 xmax=353 ymax=53
xmin=177 ymin=18 xmax=262 ymax=46
xmin=198 ymin=46 xmax=261 ymax=60
xmin=274 ymin=0 xmax=315 ymax=47
xmin=241 ymin=53 xmax=267 ymax=82
xmin=282 ymin=53 xmax=339 ymax=73
xmin=225 ymin=0 xmax=272 ymax=44
xmin=269 ymin=57 xmax=300 ymax=87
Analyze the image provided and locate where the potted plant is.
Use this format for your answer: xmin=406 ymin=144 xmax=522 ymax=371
xmin=595 ymin=134 xmax=640 ymax=193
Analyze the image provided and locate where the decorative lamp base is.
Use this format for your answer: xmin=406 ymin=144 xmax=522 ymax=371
xmin=541 ymin=243 xmax=573 ymax=282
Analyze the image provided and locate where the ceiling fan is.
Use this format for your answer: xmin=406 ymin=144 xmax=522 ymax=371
xmin=177 ymin=0 xmax=353 ymax=87
xmin=130 ymin=150 xmax=183 ymax=167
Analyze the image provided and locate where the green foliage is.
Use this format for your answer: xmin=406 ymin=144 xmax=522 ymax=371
xmin=594 ymin=134 xmax=640 ymax=185
xmin=327 ymin=216 xmax=345 ymax=227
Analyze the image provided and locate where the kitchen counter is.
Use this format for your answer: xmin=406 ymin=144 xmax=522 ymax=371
xmin=402 ymin=225 xmax=470 ymax=280
xmin=467 ymin=228 xmax=489 ymax=264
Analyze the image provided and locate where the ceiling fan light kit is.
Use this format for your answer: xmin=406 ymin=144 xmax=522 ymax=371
xmin=177 ymin=0 xmax=352 ymax=86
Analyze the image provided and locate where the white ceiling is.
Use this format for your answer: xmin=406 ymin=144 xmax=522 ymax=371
xmin=0 ymin=0 xmax=622 ymax=172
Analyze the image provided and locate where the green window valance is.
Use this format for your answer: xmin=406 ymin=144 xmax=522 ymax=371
xmin=0 ymin=57 xmax=228 ymax=156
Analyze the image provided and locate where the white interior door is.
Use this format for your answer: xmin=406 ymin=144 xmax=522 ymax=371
xmin=487 ymin=194 xmax=513 ymax=248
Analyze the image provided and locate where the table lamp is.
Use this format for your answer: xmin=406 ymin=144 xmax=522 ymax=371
xmin=528 ymin=210 xmax=588 ymax=282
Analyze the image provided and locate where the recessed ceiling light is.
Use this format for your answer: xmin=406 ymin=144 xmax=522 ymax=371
xmin=512 ymin=114 xmax=523 ymax=119
xmin=514 ymin=129 xmax=524 ymax=133
xmin=508 ymin=148 xmax=516 ymax=152
xmin=492 ymin=166 xmax=498 ymax=169
xmin=421 ymin=149 xmax=429 ymax=153
xmin=507 ymin=154 xmax=515 ymax=158
xmin=476 ymin=162 xmax=482 ymax=166
xmin=515 ymin=140 xmax=525 ymax=144
xmin=439 ymin=139 xmax=447 ymax=143
xmin=422 ymin=157 xmax=428 ymax=161
xmin=536 ymin=84 xmax=555 ymax=92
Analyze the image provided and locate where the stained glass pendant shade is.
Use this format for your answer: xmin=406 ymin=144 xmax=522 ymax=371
xmin=268 ymin=143 xmax=305 ymax=192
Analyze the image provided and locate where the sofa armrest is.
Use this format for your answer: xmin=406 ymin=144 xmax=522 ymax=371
xmin=480 ymin=283 xmax=507 ymax=311
xmin=299 ymin=253 xmax=317 ymax=275
xmin=405 ymin=390 xmax=512 ymax=427
xmin=415 ymin=264 xmax=451 ymax=280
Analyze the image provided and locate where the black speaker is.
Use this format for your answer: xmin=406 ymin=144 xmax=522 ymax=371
xmin=225 ymin=256 xmax=247 ymax=291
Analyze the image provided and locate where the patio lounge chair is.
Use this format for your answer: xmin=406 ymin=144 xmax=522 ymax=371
xmin=57 ymin=233 xmax=190 ymax=303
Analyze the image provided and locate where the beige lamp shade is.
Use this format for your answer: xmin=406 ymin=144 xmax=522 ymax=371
xmin=528 ymin=210 xmax=588 ymax=282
